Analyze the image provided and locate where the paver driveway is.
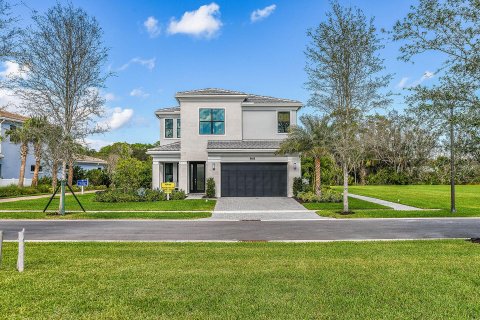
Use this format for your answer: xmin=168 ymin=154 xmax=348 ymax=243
xmin=211 ymin=197 xmax=324 ymax=220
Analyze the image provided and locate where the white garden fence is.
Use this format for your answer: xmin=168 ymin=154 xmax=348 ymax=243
xmin=0 ymin=178 xmax=32 ymax=187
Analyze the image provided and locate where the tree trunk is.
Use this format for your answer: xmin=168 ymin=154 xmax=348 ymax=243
xmin=343 ymin=162 xmax=349 ymax=213
xmin=18 ymin=143 xmax=28 ymax=188
xmin=68 ymin=158 xmax=74 ymax=187
xmin=450 ymin=105 xmax=456 ymax=213
xmin=314 ymin=156 xmax=322 ymax=196
xmin=52 ymin=160 xmax=58 ymax=189
xmin=31 ymin=142 xmax=42 ymax=187
xmin=359 ymin=165 xmax=367 ymax=185
xmin=59 ymin=161 xmax=67 ymax=215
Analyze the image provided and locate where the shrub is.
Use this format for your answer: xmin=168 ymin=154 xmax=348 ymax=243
xmin=206 ymin=178 xmax=216 ymax=198
xmin=171 ymin=189 xmax=186 ymax=200
xmin=85 ymin=169 xmax=111 ymax=187
xmin=93 ymin=188 xmax=188 ymax=202
xmin=292 ymin=177 xmax=303 ymax=197
xmin=0 ymin=184 xmax=52 ymax=198
xmin=113 ymin=158 xmax=146 ymax=191
xmin=297 ymin=188 xmax=342 ymax=203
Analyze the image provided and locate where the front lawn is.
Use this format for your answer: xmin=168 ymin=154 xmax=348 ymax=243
xmin=320 ymin=185 xmax=480 ymax=218
xmin=0 ymin=193 xmax=216 ymax=212
xmin=0 ymin=211 xmax=211 ymax=219
xmin=1 ymin=241 xmax=479 ymax=319
xmin=302 ymin=197 xmax=388 ymax=210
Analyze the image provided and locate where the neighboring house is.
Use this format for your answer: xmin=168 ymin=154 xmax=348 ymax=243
xmin=147 ymin=88 xmax=302 ymax=197
xmin=0 ymin=110 xmax=40 ymax=185
xmin=0 ymin=110 xmax=107 ymax=186
xmin=75 ymin=155 xmax=107 ymax=171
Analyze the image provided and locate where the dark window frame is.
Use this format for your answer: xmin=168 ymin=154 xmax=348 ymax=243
xmin=176 ymin=119 xmax=181 ymax=138
xmin=164 ymin=163 xmax=174 ymax=182
xmin=165 ymin=119 xmax=174 ymax=138
xmin=277 ymin=111 xmax=291 ymax=133
xmin=199 ymin=108 xmax=225 ymax=135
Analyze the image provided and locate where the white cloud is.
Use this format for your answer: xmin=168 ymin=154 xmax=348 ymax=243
xmin=167 ymin=3 xmax=222 ymax=38
xmin=250 ymin=4 xmax=276 ymax=22
xmin=130 ymin=88 xmax=149 ymax=98
xmin=84 ymin=138 xmax=114 ymax=151
xmin=396 ymin=71 xmax=435 ymax=89
xmin=144 ymin=16 xmax=161 ymax=38
xmin=117 ymin=57 xmax=156 ymax=71
xmin=0 ymin=88 xmax=22 ymax=111
xmin=102 ymin=107 xmax=134 ymax=130
xmin=0 ymin=61 xmax=28 ymax=79
xmin=104 ymin=93 xmax=116 ymax=102
xmin=396 ymin=77 xmax=409 ymax=89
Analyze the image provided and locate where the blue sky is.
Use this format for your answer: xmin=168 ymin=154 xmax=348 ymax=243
xmin=4 ymin=0 xmax=443 ymax=149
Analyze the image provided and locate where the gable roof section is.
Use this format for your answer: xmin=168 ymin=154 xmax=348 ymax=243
xmin=75 ymin=155 xmax=107 ymax=165
xmin=207 ymin=140 xmax=282 ymax=150
xmin=174 ymin=88 xmax=302 ymax=106
xmin=155 ymin=106 xmax=180 ymax=114
xmin=147 ymin=141 xmax=181 ymax=152
xmin=0 ymin=110 xmax=29 ymax=122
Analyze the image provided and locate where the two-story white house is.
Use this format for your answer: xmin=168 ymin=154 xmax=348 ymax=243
xmin=147 ymin=88 xmax=302 ymax=197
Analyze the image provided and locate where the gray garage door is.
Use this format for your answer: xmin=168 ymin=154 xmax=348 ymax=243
xmin=221 ymin=163 xmax=287 ymax=197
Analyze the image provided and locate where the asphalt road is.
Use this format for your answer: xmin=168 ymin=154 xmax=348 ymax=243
xmin=1 ymin=219 xmax=480 ymax=241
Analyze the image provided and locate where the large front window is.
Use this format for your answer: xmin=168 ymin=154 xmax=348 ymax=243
xmin=165 ymin=119 xmax=173 ymax=138
xmin=277 ymin=111 xmax=290 ymax=133
xmin=164 ymin=163 xmax=173 ymax=182
xmin=199 ymin=108 xmax=225 ymax=135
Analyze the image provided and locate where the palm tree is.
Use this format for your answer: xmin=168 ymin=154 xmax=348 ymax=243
xmin=29 ymin=117 xmax=48 ymax=187
xmin=278 ymin=115 xmax=332 ymax=196
xmin=6 ymin=120 xmax=33 ymax=187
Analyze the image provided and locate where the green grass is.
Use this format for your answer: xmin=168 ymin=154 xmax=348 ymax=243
xmin=0 ymin=193 xmax=216 ymax=211
xmin=321 ymin=185 xmax=480 ymax=218
xmin=1 ymin=241 xmax=479 ymax=319
xmin=0 ymin=211 xmax=211 ymax=219
xmin=303 ymin=197 xmax=387 ymax=210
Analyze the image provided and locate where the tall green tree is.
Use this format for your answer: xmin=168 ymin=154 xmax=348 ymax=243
xmin=12 ymin=3 xmax=111 ymax=214
xmin=406 ymin=77 xmax=480 ymax=212
xmin=305 ymin=2 xmax=392 ymax=212
xmin=393 ymin=0 xmax=480 ymax=213
xmin=278 ymin=115 xmax=332 ymax=196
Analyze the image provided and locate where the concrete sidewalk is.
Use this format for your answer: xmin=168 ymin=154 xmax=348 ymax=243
xmin=349 ymin=193 xmax=423 ymax=211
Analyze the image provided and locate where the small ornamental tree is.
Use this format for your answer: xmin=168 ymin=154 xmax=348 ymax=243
xmin=113 ymin=158 xmax=145 ymax=192
xmin=206 ymin=177 xmax=216 ymax=198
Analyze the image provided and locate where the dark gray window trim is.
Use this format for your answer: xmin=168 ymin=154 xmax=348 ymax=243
xmin=165 ymin=119 xmax=174 ymax=138
xmin=277 ymin=111 xmax=290 ymax=133
xmin=199 ymin=108 xmax=225 ymax=135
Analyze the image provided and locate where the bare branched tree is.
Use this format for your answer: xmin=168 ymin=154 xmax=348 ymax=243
xmin=11 ymin=3 xmax=111 ymax=213
xmin=305 ymin=2 xmax=392 ymax=213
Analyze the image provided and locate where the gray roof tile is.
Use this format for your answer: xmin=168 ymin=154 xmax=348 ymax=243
xmin=155 ymin=106 xmax=180 ymax=113
xmin=148 ymin=141 xmax=181 ymax=152
xmin=207 ymin=140 xmax=282 ymax=150
xmin=175 ymin=88 xmax=301 ymax=105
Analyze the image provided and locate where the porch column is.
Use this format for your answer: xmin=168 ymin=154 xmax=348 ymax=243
xmin=152 ymin=161 xmax=160 ymax=189
xmin=287 ymin=156 xmax=301 ymax=197
xmin=178 ymin=161 xmax=188 ymax=193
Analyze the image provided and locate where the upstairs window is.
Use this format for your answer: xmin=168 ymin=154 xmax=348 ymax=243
xmin=30 ymin=165 xmax=43 ymax=172
xmin=199 ymin=108 xmax=225 ymax=135
xmin=177 ymin=119 xmax=181 ymax=138
xmin=277 ymin=111 xmax=290 ymax=133
xmin=165 ymin=119 xmax=174 ymax=138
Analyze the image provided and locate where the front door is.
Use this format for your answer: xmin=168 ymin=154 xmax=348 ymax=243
xmin=189 ymin=162 xmax=205 ymax=193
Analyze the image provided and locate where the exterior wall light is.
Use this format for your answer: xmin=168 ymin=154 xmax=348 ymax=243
xmin=212 ymin=162 xmax=216 ymax=171
xmin=293 ymin=162 xmax=297 ymax=170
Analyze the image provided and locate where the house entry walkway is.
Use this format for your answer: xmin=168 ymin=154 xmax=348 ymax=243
xmin=211 ymin=197 xmax=325 ymax=220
